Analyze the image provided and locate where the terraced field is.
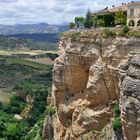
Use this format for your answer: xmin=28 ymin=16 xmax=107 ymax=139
xmin=25 ymin=58 xmax=53 ymax=65
xmin=0 ymin=50 xmax=49 ymax=56
xmin=6 ymin=58 xmax=52 ymax=70
xmin=0 ymin=57 xmax=52 ymax=103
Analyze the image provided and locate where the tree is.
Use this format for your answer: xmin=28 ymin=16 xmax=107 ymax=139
xmin=115 ymin=11 xmax=127 ymax=25
xmin=97 ymin=19 xmax=105 ymax=27
xmin=4 ymin=123 xmax=28 ymax=140
xmin=84 ymin=9 xmax=93 ymax=28
xmin=69 ymin=22 xmax=76 ymax=29
xmin=5 ymin=124 xmax=19 ymax=140
xmin=93 ymin=14 xmax=114 ymax=27
xmin=75 ymin=17 xmax=85 ymax=27
xmin=0 ymin=121 xmax=5 ymax=137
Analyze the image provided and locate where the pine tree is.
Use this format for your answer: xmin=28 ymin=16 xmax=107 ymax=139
xmin=84 ymin=9 xmax=93 ymax=29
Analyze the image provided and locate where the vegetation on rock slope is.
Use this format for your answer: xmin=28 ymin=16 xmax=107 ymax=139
xmin=0 ymin=55 xmax=53 ymax=140
xmin=0 ymin=35 xmax=58 ymax=51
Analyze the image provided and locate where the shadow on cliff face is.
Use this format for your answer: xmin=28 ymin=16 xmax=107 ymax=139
xmin=114 ymin=128 xmax=124 ymax=140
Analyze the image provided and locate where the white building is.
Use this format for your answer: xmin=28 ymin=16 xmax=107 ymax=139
xmin=92 ymin=1 xmax=140 ymax=28
xmin=127 ymin=2 xmax=140 ymax=28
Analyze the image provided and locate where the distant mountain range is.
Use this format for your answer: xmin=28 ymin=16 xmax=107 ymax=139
xmin=0 ymin=23 xmax=69 ymax=35
xmin=0 ymin=23 xmax=69 ymax=51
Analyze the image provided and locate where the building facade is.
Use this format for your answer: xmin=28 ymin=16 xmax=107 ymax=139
xmin=92 ymin=1 xmax=140 ymax=28
xmin=127 ymin=2 xmax=140 ymax=28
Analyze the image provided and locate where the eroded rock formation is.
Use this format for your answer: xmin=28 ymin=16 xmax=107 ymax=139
xmin=44 ymin=33 xmax=140 ymax=140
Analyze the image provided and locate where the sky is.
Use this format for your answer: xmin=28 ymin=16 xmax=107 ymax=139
xmin=0 ymin=0 xmax=139 ymax=25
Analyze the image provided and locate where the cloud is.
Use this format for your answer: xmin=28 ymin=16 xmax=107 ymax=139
xmin=0 ymin=0 xmax=136 ymax=25
xmin=0 ymin=0 xmax=17 ymax=3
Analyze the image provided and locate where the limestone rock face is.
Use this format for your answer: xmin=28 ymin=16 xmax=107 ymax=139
xmin=120 ymin=55 xmax=140 ymax=140
xmin=45 ymin=35 xmax=140 ymax=140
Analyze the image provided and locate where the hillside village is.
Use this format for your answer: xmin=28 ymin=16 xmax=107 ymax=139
xmin=69 ymin=1 xmax=140 ymax=29
xmin=93 ymin=1 xmax=140 ymax=28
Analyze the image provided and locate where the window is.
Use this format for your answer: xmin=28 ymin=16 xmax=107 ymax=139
xmin=139 ymin=10 xmax=140 ymax=17
xmin=130 ymin=9 xmax=134 ymax=17
xmin=137 ymin=20 xmax=140 ymax=26
xmin=128 ymin=20 xmax=135 ymax=26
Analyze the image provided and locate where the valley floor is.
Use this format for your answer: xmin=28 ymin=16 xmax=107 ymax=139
xmin=0 ymin=51 xmax=57 ymax=140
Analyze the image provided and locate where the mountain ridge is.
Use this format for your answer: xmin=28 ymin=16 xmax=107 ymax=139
xmin=0 ymin=23 xmax=68 ymax=35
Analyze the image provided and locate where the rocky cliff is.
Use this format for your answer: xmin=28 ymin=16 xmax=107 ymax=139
xmin=44 ymin=31 xmax=140 ymax=140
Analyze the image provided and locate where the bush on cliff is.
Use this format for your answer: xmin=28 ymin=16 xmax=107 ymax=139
xmin=69 ymin=22 xmax=76 ymax=29
xmin=112 ymin=103 xmax=122 ymax=130
xmin=112 ymin=117 xmax=122 ymax=130
xmin=126 ymin=30 xmax=140 ymax=37
xmin=113 ymin=104 xmax=121 ymax=117
xmin=101 ymin=29 xmax=116 ymax=38
xmin=118 ymin=25 xmax=129 ymax=36
xmin=46 ymin=106 xmax=56 ymax=116
xmin=71 ymin=32 xmax=81 ymax=41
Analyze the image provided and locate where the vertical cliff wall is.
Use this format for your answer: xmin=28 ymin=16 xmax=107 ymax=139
xmin=44 ymin=32 xmax=140 ymax=140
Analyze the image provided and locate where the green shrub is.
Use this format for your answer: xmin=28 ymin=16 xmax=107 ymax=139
xmin=126 ymin=31 xmax=140 ymax=37
xmin=112 ymin=117 xmax=122 ymax=130
xmin=113 ymin=104 xmax=121 ymax=117
xmin=30 ymin=90 xmax=48 ymax=124
xmin=101 ymin=29 xmax=116 ymax=38
xmin=46 ymin=106 xmax=56 ymax=116
xmin=93 ymin=13 xmax=114 ymax=27
xmin=71 ymin=32 xmax=81 ymax=41
xmin=69 ymin=22 xmax=76 ymax=29
xmin=0 ymin=121 xmax=5 ymax=137
xmin=75 ymin=17 xmax=85 ymax=27
xmin=122 ymin=26 xmax=129 ymax=34
xmin=45 ymin=53 xmax=58 ymax=60
xmin=96 ymin=19 xmax=105 ymax=27
xmin=119 ymin=26 xmax=129 ymax=36
xmin=3 ymin=122 xmax=29 ymax=140
xmin=114 ymin=11 xmax=127 ymax=25
xmin=3 ymin=96 xmax=26 ymax=114
xmin=25 ymin=116 xmax=44 ymax=140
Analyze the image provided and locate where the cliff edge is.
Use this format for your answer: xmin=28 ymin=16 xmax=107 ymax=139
xmin=44 ymin=31 xmax=140 ymax=140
